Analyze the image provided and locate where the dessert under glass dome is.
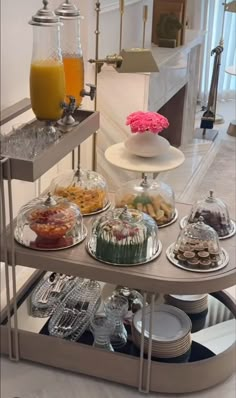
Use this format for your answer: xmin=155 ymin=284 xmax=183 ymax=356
xmin=49 ymin=167 xmax=110 ymax=215
xmin=86 ymin=206 xmax=161 ymax=266
xmin=180 ymin=190 xmax=235 ymax=239
xmin=115 ymin=175 xmax=177 ymax=227
xmin=167 ymin=216 xmax=229 ymax=272
xmin=15 ymin=192 xmax=86 ymax=250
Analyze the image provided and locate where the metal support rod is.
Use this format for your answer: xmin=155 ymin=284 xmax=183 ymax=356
xmin=145 ymin=294 xmax=154 ymax=393
xmin=142 ymin=6 xmax=148 ymax=48
xmin=77 ymin=145 xmax=81 ymax=169
xmin=119 ymin=0 xmax=125 ymax=53
xmin=72 ymin=149 xmax=75 ymax=169
xmin=92 ymin=1 xmax=101 ymax=171
xmin=0 ymin=157 xmax=19 ymax=361
xmin=6 ymin=158 xmax=19 ymax=361
xmin=138 ymin=292 xmax=154 ymax=393
xmin=138 ymin=291 xmax=147 ymax=392
xmin=0 ymin=157 xmax=13 ymax=360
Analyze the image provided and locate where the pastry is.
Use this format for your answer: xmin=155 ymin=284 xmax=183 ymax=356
xmin=55 ymin=186 xmax=107 ymax=214
xmin=183 ymin=251 xmax=195 ymax=259
xmin=187 ymin=258 xmax=200 ymax=268
xmin=198 ymin=251 xmax=210 ymax=259
xmin=116 ymin=193 xmax=175 ymax=226
xmin=199 ymin=260 xmax=211 ymax=270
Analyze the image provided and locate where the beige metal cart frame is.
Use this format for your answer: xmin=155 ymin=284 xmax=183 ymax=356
xmin=0 ymin=102 xmax=235 ymax=394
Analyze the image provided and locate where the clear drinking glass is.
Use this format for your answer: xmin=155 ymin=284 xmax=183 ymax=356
xmin=90 ymin=314 xmax=115 ymax=351
xmin=104 ymin=295 xmax=129 ymax=349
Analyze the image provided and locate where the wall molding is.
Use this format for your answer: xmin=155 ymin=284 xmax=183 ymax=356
xmin=101 ymin=0 xmax=142 ymax=13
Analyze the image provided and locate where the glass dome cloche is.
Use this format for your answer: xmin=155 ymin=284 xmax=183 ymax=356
xmin=184 ymin=190 xmax=235 ymax=238
xmin=115 ymin=175 xmax=176 ymax=227
xmin=167 ymin=216 xmax=229 ymax=271
xmin=15 ymin=192 xmax=86 ymax=250
xmin=49 ymin=167 xmax=110 ymax=215
xmin=87 ymin=206 xmax=161 ymax=265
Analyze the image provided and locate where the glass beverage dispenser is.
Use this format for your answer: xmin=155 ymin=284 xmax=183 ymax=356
xmin=55 ymin=0 xmax=84 ymax=108
xmin=29 ymin=0 xmax=65 ymax=124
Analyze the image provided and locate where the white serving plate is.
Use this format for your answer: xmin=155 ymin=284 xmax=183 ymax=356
xmin=133 ymin=304 xmax=192 ymax=342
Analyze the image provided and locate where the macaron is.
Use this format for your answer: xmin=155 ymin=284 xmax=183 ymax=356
xmin=199 ymin=260 xmax=211 ymax=270
xmin=198 ymin=251 xmax=210 ymax=259
xmin=183 ymin=251 xmax=195 ymax=259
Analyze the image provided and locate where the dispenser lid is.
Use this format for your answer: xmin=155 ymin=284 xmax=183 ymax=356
xmin=55 ymin=0 xmax=81 ymax=18
xmin=29 ymin=0 xmax=60 ymax=26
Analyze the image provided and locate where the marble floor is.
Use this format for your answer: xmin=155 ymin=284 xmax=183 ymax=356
xmin=1 ymin=101 xmax=236 ymax=398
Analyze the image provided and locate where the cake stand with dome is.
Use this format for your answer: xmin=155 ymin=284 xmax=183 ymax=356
xmin=105 ymin=139 xmax=185 ymax=228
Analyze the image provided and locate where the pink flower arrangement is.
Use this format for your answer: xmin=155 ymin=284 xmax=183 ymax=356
xmin=126 ymin=111 xmax=169 ymax=134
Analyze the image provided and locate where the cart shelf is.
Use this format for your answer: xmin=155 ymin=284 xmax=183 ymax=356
xmin=1 ymin=202 xmax=236 ymax=295
xmin=1 ymin=110 xmax=99 ymax=182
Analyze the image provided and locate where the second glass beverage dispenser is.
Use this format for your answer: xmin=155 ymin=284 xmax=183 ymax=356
xmin=55 ymin=0 xmax=84 ymax=107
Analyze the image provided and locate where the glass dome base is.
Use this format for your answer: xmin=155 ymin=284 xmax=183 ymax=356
xmin=166 ymin=243 xmax=229 ymax=273
xmin=86 ymin=239 xmax=162 ymax=267
xmin=158 ymin=208 xmax=178 ymax=228
xmin=180 ymin=216 xmax=236 ymax=240
xmin=82 ymin=200 xmax=111 ymax=217
xmin=14 ymin=224 xmax=87 ymax=251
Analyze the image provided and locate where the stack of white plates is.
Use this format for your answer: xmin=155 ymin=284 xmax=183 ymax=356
xmin=132 ymin=304 xmax=192 ymax=359
xmin=164 ymin=294 xmax=208 ymax=315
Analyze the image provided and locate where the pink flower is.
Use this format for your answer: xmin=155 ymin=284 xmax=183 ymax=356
xmin=126 ymin=111 xmax=169 ymax=134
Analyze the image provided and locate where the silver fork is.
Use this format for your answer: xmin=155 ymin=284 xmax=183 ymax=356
xmin=38 ymin=273 xmax=58 ymax=304
xmin=54 ymin=301 xmax=88 ymax=335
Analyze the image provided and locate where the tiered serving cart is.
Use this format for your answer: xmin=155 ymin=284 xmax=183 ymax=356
xmin=0 ymin=106 xmax=235 ymax=394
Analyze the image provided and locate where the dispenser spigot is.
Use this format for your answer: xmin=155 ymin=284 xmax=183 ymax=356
xmin=58 ymin=96 xmax=79 ymax=130
xmin=81 ymin=84 xmax=96 ymax=101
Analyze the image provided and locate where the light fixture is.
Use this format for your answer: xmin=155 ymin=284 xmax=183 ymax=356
xmin=90 ymin=1 xmax=158 ymax=171
xmin=89 ymin=48 xmax=159 ymax=74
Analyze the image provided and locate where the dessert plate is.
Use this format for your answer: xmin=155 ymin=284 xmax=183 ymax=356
xmin=86 ymin=239 xmax=162 ymax=267
xmin=133 ymin=304 xmax=192 ymax=342
xmin=169 ymin=294 xmax=208 ymax=302
xmin=14 ymin=225 xmax=87 ymax=251
xmin=180 ymin=216 xmax=236 ymax=240
xmin=166 ymin=243 xmax=229 ymax=273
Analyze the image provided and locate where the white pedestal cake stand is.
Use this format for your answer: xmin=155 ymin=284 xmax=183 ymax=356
xmin=105 ymin=142 xmax=185 ymax=174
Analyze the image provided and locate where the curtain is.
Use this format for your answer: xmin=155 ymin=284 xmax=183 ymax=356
xmin=200 ymin=0 xmax=236 ymax=103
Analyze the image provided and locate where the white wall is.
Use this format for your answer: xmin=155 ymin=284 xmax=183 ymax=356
xmin=1 ymin=0 xmax=152 ymax=110
xmin=0 ymin=0 xmax=153 ymax=296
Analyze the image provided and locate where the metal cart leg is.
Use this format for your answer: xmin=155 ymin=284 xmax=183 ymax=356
xmin=0 ymin=156 xmax=19 ymax=361
xmin=139 ymin=292 xmax=155 ymax=393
